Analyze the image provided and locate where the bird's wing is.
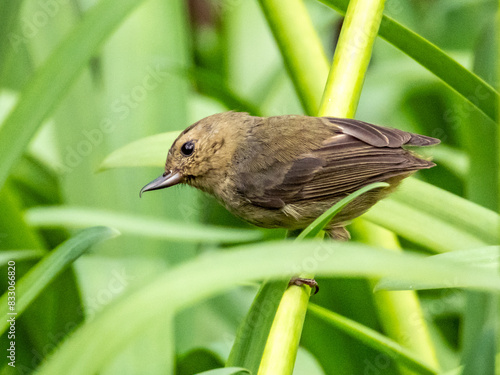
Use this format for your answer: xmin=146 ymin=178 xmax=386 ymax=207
xmin=236 ymin=118 xmax=437 ymax=209
xmin=328 ymin=117 xmax=440 ymax=147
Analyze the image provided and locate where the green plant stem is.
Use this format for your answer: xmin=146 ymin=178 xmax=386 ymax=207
xmin=318 ymin=0 xmax=385 ymax=118
xmin=257 ymin=2 xmax=385 ymax=374
xmin=317 ymin=1 xmax=439 ymax=370
xmin=319 ymin=0 xmax=499 ymax=123
xmin=308 ymin=303 xmax=438 ymax=375
xmin=257 ymin=285 xmax=311 ymax=375
xmin=257 ymin=0 xmax=329 ymax=115
xmin=351 ymin=220 xmax=440 ymax=373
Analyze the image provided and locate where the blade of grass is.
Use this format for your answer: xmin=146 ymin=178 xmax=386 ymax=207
xmin=356 ymin=221 xmax=441 ymax=372
xmin=35 ymin=240 xmax=500 ymax=375
xmin=99 ymin=131 xmax=181 ymax=171
xmin=308 ymin=303 xmax=438 ymax=375
xmin=25 ymin=206 xmax=263 ymax=244
xmin=257 ymin=180 xmax=386 ymax=374
xmin=319 ymin=0 xmax=499 ymax=123
xmin=257 ymin=1 xmax=387 ymax=374
xmin=226 ymin=280 xmax=289 ymax=374
xmin=0 ymin=0 xmax=145 ymax=191
xmin=257 ymin=282 xmax=312 ymax=375
xmin=0 ymin=226 xmax=119 ymax=335
xmin=0 ymin=0 xmax=24 ymax=80
xmin=0 ymin=250 xmax=44 ymax=266
xmin=317 ymin=0 xmax=385 ymax=117
xmin=364 ymin=178 xmax=499 ymax=251
xmin=376 ymin=246 xmax=500 ymax=291
xmin=316 ymin=0 xmax=441 ymax=371
xmin=297 ymin=182 xmax=389 ymax=240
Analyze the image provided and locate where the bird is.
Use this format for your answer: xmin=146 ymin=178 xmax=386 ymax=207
xmin=140 ymin=112 xmax=439 ymax=240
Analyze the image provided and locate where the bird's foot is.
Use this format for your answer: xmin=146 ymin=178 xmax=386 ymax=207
xmin=289 ymin=277 xmax=319 ymax=295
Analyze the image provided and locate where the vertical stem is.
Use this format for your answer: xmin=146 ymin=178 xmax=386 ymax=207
xmin=257 ymin=1 xmax=385 ymax=374
xmin=319 ymin=0 xmax=440 ymax=371
xmin=318 ymin=0 xmax=385 ymax=118
xmin=257 ymin=0 xmax=329 ymax=115
xmin=257 ymin=286 xmax=311 ymax=375
xmin=351 ymin=219 xmax=440 ymax=373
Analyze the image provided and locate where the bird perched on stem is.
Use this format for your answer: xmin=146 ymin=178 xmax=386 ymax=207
xmin=141 ymin=112 xmax=439 ymax=240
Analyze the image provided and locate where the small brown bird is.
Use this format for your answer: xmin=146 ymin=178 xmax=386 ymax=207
xmin=141 ymin=112 xmax=439 ymax=240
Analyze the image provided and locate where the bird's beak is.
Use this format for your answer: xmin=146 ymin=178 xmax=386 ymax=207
xmin=140 ymin=171 xmax=183 ymax=197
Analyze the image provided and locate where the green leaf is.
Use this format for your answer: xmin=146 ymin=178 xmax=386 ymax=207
xmin=375 ymin=246 xmax=500 ymax=291
xmin=308 ymin=303 xmax=438 ymax=375
xmin=25 ymin=206 xmax=263 ymax=244
xmin=0 ymin=249 xmax=44 ymax=266
xmin=0 ymin=226 xmax=118 ymax=335
xmin=298 ymin=182 xmax=389 ymax=240
xmin=0 ymin=0 xmax=145 ymax=190
xmin=177 ymin=348 xmax=225 ymax=375
xmin=196 ymin=368 xmax=250 ymax=375
xmin=36 ymin=241 xmax=500 ymax=375
xmin=364 ymin=179 xmax=499 ymax=252
xmin=319 ymin=0 xmax=499 ymax=123
xmin=227 ymin=280 xmax=289 ymax=373
xmin=98 ymin=131 xmax=180 ymax=171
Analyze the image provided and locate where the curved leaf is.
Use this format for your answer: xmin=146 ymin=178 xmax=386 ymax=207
xmin=25 ymin=206 xmax=263 ymax=244
xmin=36 ymin=240 xmax=500 ymax=374
xmin=364 ymin=179 xmax=499 ymax=252
xmin=0 ymin=226 xmax=119 ymax=335
xmin=0 ymin=0 xmax=145 ymax=190
xmin=376 ymin=246 xmax=500 ymax=291
xmin=298 ymin=182 xmax=389 ymax=240
xmin=0 ymin=250 xmax=44 ymax=266
xmin=99 ymin=131 xmax=180 ymax=171
xmin=308 ymin=303 xmax=438 ymax=375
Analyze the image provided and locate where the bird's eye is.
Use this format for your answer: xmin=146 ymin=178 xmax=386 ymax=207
xmin=180 ymin=141 xmax=195 ymax=156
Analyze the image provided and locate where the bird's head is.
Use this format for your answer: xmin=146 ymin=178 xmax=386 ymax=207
xmin=140 ymin=112 xmax=249 ymax=196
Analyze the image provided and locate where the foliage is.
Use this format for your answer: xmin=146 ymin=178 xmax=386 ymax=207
xmin=0 ymin=0 xmax=497 ymax=374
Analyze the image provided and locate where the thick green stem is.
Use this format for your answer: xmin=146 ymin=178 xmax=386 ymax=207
xmin=257 ymin=284 xmax=312 ymax=375
xmin=257 ymin=1 xmax=385 ymax=374
xmin=352 ymin=220 xmax=440 ymax=372
xmin=317 ymin=0 xmax=440 ymax=370
xmin=318 ymin=0 xmax=385 ymax=118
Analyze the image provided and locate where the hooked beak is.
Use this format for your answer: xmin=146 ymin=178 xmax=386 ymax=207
xmin=140 ymin=171 xmax=183 ymax=197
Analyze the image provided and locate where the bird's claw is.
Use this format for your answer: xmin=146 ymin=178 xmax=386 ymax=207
xmin=289 ymin=277 xmax=319 ymax=295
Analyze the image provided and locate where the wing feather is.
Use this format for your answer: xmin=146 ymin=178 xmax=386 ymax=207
xmin=236 ymin=117 xmax=438 ymax=209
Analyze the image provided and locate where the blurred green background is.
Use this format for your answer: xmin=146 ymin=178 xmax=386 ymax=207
xmin=0 ymin=0 xmax=498 ymax=374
